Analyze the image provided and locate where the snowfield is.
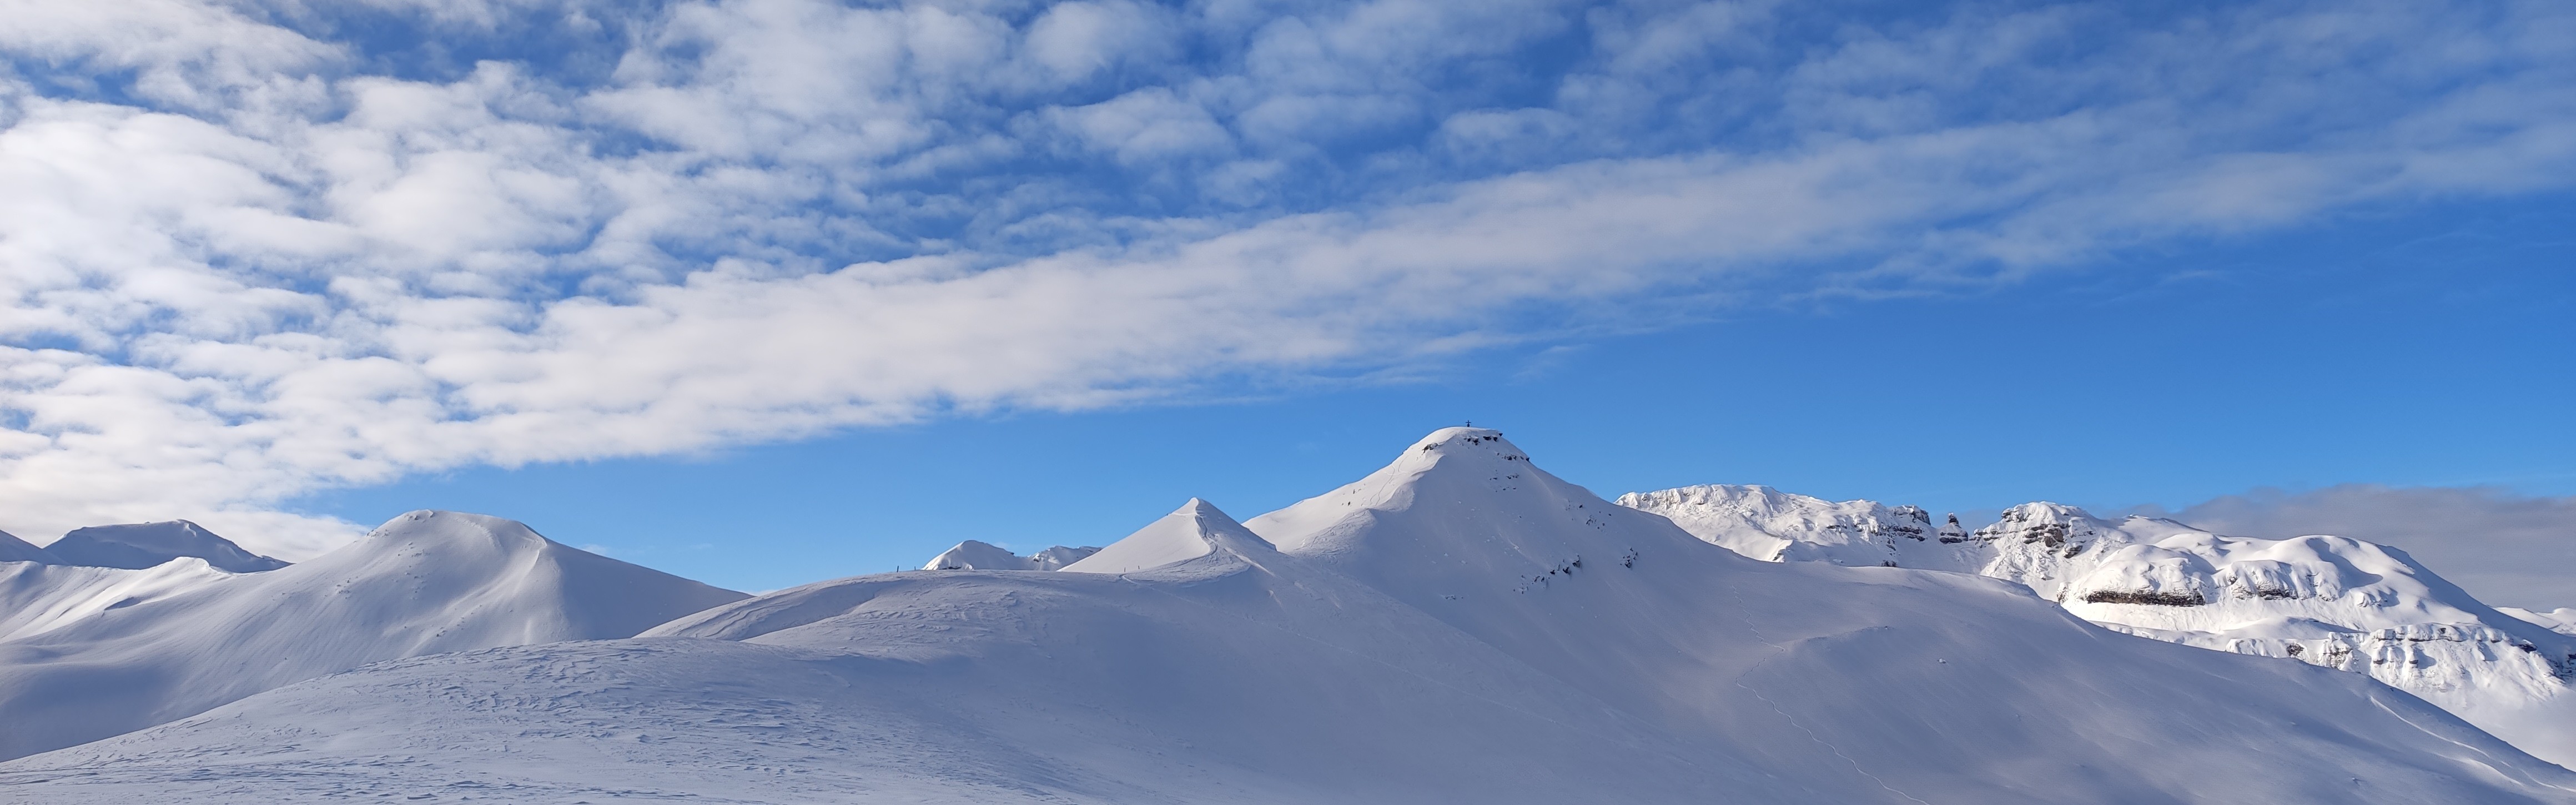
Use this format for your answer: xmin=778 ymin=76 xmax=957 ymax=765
xmin=1 ymin=429 xmax=2570 ymax=803
xmin=1624 ymin=484 xmax=2576 ymax=766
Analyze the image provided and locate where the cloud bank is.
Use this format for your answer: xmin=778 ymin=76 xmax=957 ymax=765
xmin=2 ymin=0 xmax=2573 ymax=555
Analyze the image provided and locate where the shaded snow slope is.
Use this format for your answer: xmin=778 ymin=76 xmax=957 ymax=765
xmin=0 ymin=529 xmax=58 ymax=564
xmin=44 ymin=521 xmax=289 ymax=573
xmin=11 ymin=429 xmax=2573 ymax=803
xmin=0 ymin=510 xmax=748 ymax=761
xmin=1626 ymin=486 xmax=2576 ymax=766
xmin=922 ymin=539 xmax=1098 ymax=571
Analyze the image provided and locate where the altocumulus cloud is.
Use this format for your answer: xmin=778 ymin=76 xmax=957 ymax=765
xmin=1 ymin=0 xmax=2572 ymax=556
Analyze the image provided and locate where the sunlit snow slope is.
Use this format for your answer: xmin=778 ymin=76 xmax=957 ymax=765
xmin=6 ymin=430 xmax=2570 ymax=804
xmin=0 ymin=559 xmax=236 ymax=643
xmin=0 ymin=510 xmax=748 ymax=761
xmin=2507 ymin=607 xmax=2576 ymax=637
xmin=1624 ymin=484 xmax=2576 ymax=766
xmin=922 ymin=539 xmax=1098 ymax=570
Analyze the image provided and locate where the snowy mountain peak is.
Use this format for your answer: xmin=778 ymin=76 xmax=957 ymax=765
xmin=1970 ymin=501 xmax=2114 ymax=549
xmin=1248 ymin=429 xmax=1713 ymax=625
xmin=348 ymin=510 xmax=573 ymax=565
xmin=1062 ymin=499 xmax=1276 ymax=576
xmin=45 ymin=520 xmax=287 ymax=573
xmin=1407 ymin=426 xmax=1524 ymax=457
xmin=1250 ymin=427 xmax=1579 ymax=556
xmin=1395 ymin=427 xmax=1531 ymax=476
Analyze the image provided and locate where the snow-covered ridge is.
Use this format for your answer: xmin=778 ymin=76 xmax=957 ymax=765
xmin=9 ymin=429 xmax=2572 ymax=803
xmin=922 ymin=540 xmax=1098 ymax=571
xmin=0 ymin=510 xmax=748 ymax=761
xmin=1621 ymin=484 xmax=2576 ymax=764
xmin=0 ymin=529 xmax=56 ymax=564
xmin=0 ymin=559 xmax=234 ymax=643
xmin=0 ymin=520 xmax=287 ymax=572
xmin=1614 ymin=485 xmax=1949 ymax=567
xmin=2506 ymin=607 xmax=2576 ymax=637
xmin=43 ymin=521 xmax=289 ymax=573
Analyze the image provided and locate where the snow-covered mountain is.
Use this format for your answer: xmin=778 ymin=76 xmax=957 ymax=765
xmin=0 ymin=528 xmax=58 ymax=564
xmin=1621 ymin=484 xmax=2576 ymax=765
xmin=1618 ymin=484 xmax=1966 ymax=568
xmin=922 ymin=539 xmax=1099 ymax=570
xmin=2508 ymin=607 xmax=2576 ymax=637
xmin=0 ymin=559 xmax=236 ymax=643
xmin=7 ymin=430 xmax=2570 ymax=803
xmin=42 ymin=520 xmax=289 ymax=572
xmin=0 ymin=510 xmax=748 ymax=761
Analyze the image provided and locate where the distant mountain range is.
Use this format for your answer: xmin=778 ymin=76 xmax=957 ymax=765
xmin=1 ymin=429 xmax=2569 ymax=803
xmin=1619 ymin=484 xmax=2576 ymax=763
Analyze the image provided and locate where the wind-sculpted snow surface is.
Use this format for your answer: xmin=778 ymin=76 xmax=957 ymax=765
xmin=1625 ymin=485 xmax=2576 ymax=766
xmin=7 ymin=430 xmax=2573 ymax=803
xmin=0 ymin=511 xmax=748 ymax=761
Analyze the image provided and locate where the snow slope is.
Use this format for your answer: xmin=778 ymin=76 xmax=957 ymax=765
xmin=0 ymin=529 xmax=58 ymax=564
xmin=1624 ymin=485 xmax=2576 ymax=765
xmin=7 ymin=429 xmax=2572 ymax=803
xmin=43 ymin=521 xmax=289 ymax=572
xmin=1056 ymin=500 xmax=1230 ymax=573
xmin=1617 ymin=484 xmax=1972 ymax=568
xmin=922 ymin=539 xmax=1098 ymax=570
xmin=2507 ymin=607 xmax=2576 ymax=637
xmin=0 ymin=559 xmax=235 ymax=643
xmin=0 ymin=510 xmax=747 ymax=761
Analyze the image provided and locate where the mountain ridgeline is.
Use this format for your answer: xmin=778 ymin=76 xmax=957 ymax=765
xmin=0 ymin=430 xmax=2570 ymax=803
xmin=1619 ymin=484 xmax=2576 ymax=766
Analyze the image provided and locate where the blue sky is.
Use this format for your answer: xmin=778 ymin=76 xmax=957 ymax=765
xmin=1 ymin=0 xmax=2570 ymax=598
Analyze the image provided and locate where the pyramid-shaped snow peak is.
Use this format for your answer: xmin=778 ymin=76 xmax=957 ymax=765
xmin=0 ymin=510 xmax=748 ymax=761
xmin=1247 ymin=427 xmax=1704 ymax=587
xmin=1062 ymin=499 xmax=1277 ymax=576
xmin=46 ymin=520 xmax=288 ymax=572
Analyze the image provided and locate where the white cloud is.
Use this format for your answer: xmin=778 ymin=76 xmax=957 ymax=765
xmin=1051 ymin=87 xmax=1235 ymax=164
xmin=0 ymin=0 xmax=2572 ymax=559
